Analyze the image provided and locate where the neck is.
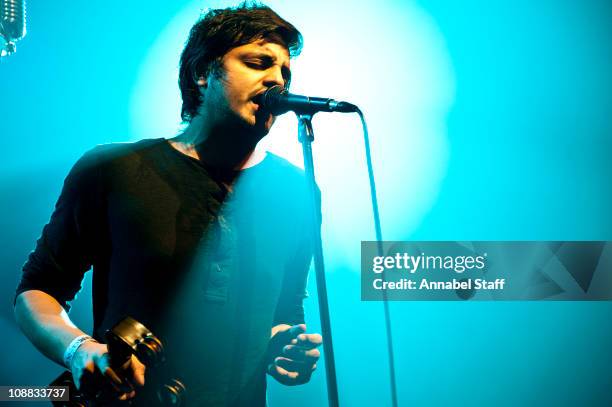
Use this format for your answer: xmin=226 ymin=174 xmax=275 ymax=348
xmin=170 ymin=114 xmax=265 ymax=170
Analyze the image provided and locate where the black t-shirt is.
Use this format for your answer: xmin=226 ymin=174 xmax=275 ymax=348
xmin=15 ymin=138 xmax=318 ymax=406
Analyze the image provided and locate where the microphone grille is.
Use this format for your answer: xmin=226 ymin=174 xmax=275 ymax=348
xmin=261 ymin=85 xmax=288 ymax=115
xmin=1 ymin=0 xmax=26 ymax=41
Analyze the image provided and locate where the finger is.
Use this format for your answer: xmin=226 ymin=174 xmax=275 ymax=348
xmin=282 ymin=345 xmax=320 ymax=363
xmin=295 ymin=333 xmax=323 ymax=349
xmin=118 ymin=390 xmax=136 ymax=401
xmin=103 ymin=369 xmax=131 ymax=394
xmin=129 ymin=355 xmax=146 ymax=387
xmin=268 ymin=362 xmax=298 ymax=380
xmin=271 ymin=324 xmax=306 ymax=349
xmin=94 ymin=354 xmax=121 ymax=385
xmin=274 ymin=357 xmax=316 ymax=376
xmin=74 ymin=366 xmax=92 ymax=391
xmin=73 ymin=360 xmax=96 ymax=390
xmin=95 ymin=354 xmax=132 ymax=394
xmin=284 ymin=324 xmax=306 ymax=342
xmin=73 ymin=374 xmax=81 ymax=391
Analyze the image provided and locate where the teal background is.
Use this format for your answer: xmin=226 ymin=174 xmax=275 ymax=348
xmin=1 ymin=0 xmax=611 ymax=406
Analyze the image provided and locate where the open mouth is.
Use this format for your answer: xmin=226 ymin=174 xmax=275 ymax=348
xmin=251 ymin=90 xmax=279 ymax=120
xmin=251 ymin=92 xmax=265 ymax=107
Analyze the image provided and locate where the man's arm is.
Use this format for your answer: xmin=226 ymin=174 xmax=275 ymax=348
xmin=14 ymin=290 xmax=89 ymax=366
xmin=14 ymin=145 xmax=148 ymax=399
xmin=266 ymin=179 xmax=323 ymax=385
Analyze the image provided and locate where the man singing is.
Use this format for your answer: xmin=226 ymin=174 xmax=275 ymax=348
xmin=14 ymin=3 xmax=322 ymax=406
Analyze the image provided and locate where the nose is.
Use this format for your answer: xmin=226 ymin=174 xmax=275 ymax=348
xmin=263 ymin=66 xmax=286 ymax=89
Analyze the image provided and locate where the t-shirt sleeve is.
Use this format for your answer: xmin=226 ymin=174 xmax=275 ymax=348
xmin=15 ymin=147 xmax=104 ymax=311
xmin=273 ymin=185 xmax=321 ymax=326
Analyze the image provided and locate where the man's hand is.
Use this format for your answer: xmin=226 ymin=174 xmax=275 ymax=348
xmin=14 ymin=291 xmax=145 ymax=400
xmin=71 ymin=341 xmax=145 ymax=401
xmin=266 ymin=324 xmax=322 ymax=386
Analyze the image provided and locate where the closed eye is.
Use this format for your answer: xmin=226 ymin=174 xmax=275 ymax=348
xmin=243 ymin=54 xmax=291 ymax=88
xmin=244 ymin=56 xmax=273 ymax=69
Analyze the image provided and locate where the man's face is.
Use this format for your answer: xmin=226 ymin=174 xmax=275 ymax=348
xmin=198 ymin=39 xmax=291 ymax=139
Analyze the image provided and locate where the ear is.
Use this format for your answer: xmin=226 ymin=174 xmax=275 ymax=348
xmin=196 ymin=75 xmax=207 ymax=88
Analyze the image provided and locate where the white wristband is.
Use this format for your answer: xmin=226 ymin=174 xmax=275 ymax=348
xmin=63 ymin=335 xmax=95 ymax=369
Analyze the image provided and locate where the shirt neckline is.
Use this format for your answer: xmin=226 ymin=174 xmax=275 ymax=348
xmin=160 ymin=138 xmax=269 ymax=173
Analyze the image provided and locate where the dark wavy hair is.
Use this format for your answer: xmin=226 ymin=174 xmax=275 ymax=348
xmin=178 ymin=2 xmax=303 ymax=123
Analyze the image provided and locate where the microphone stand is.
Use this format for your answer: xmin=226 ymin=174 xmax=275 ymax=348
xmin=297 ymin=114 xmax=340 ymax=407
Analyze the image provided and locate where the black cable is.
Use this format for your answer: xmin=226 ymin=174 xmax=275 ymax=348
xmin=355 ymin=108 xmax=398 ymax=407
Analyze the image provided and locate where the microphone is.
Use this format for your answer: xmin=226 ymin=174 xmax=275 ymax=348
xmin=0 ymin=0 xmax=26 ymax=57
xmin=257 ymin=85 xmax=358 ymax=116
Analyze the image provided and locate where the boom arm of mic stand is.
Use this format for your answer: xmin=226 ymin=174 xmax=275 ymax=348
xmin=296 ymin=114 xmax=340 ymax=407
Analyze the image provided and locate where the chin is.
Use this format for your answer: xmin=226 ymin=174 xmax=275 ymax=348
xmin=254 ymin=122 xmax=272 ymax=139
xmin=263 ymin=113 xmax=275 ymax=131
xmin=230 ymin=114 xmax=268 ymax=143
xmin=252 ymin=112 xmax=275 ymax=132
